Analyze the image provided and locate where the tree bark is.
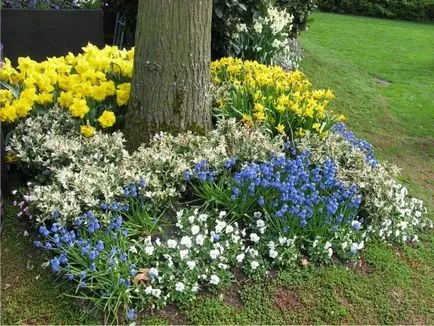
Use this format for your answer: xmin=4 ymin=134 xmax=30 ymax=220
xmin=124 ymin=0 xmax=213 ymax=151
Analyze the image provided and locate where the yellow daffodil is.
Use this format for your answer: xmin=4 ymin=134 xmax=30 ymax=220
xmin=80 ymin=124 xmax=96 ymax=137
xmin=98 ymin=110 xmax=116 ymax=128
xmin=275 ymin=123 xmax=285 ymax=134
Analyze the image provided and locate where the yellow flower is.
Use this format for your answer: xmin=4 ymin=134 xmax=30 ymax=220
xmin=80 ymin=124 xmax=96 ymax=137
xmin=36 ymin=92 xmax=53 ymax=104
xmin=253 ymin=110 xmax=266 ymax=121
xmin=116 ymin=83 xmax=131 ymax=106
xmin=98 ymin=110 xmax=116 ymax=128
xmin=336 ymin=114 xmax=346 ymax=122
xmin=241 ymin=113 xmax=254 ymax=126
xmin=0 ymin=103 xmax=18 ymax=123
xmin=295 ymin=128 xmax=306 ymax=137
xmin=312 ymin=122 xmax=322 ymax=133
xmin=276 ymin=104 xmax=286 ymax=114
xmin=275 ymin=123 xmax=285 ymax=134
xmin=58 ymin=91 xmax=75 ymax=108
xmin=69 ymin=98 xmax=89 ymax=118
xmin=253 ymin=102 xmax=264 ymax=113
xmin=5 ymin=152 xmax=19 ymax=163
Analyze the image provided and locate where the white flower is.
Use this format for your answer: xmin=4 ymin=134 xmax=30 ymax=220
xmin=358 ymin=241 xmax=364 ymax=250
xmin=324 ymin=241 xmax=332 ymax=250
xmin=236 ymin=253 xmax=245 ymax=263
xmin=279 ymin=237 xmax=288 ymax=245
xmin=196 ymin=234 xmax=205 ymax=246
xmin=210 ymin=274 xmax=220 ymax=285
xmin=269 ymin=249 xmax=278 ymax=259
xmin=218 ymin=263 xmax=228 ymax=270
xmin=215 ymin=220 xmax=227 ymax=233
xmin=129 ymin=245 xmax=138 ymax=254
xmin=271 ymin=39 xmax=283 ymax=48
xmin=236 ymin=23 xmax=247 ymax=32
xmin=251 ymin=261 xmax=259 ymax=270
xmin=249 ymin=248 xmax=259 ymax=258
xmin=167 ymin=239 xmax=177 ymax=248
xmin=225 ymin=225 xmax=234 ymax=234
xmin=191 ymin=225 xmax=200 ymax=235
xmin=188 ymin=215 xmax=196 ymax=223
xmin=145 ymin=286 xmax=153 ymax=295
xmin=180 ymin=249 xmax=189 ymax=260
xmin=219 ymin=211 xmax=227 ymax=218
xmin=210 ymin=249 xmax=220 ymax=260
xmin=152 ymin=288 xmax=161 ymax=298
xmin=187 ymin=261 xmax=196 ymax=270
xmin=149 ymin=267 xmax=159 ymax=278
xmin=312 ymin=239 xmax=318 ymax=248
xmin=145 ymin=246 xmax=154 ymax=255
xmin=180 ymin=236 xmax=192 ymax=248
xmin=341 ymin=241 xmax=348 ymax=250
xmin=253 ymin=21 xmax=263 ymax=33
xmin=198 ymin=214 xmax=208 ymax=222
xmin=250 ymin=233 xmax=260 ymax=243
xmin=191 ymin=283 xmax=199 ymax=292
xmin=256 ymin=219 xmax=265 ymax=228
xmin=253 ymin=212 xmax=262 ymax=218
xmin=175 ymin=282 xmax=185 ymax=292
xmin=327 ymin=248 xmax=333 ymax=258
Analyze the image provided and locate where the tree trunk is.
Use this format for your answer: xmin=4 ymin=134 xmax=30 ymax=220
xmin=124 ymin=0 xmax=213 ymax=151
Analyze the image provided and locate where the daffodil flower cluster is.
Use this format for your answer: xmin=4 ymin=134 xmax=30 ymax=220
xmin=211 ymin=57 xmax=344 ymax=139
xmin=229 ymin=5 xmax=295 ymax=65
xmin=0 ymin=43 xmax=133 ymax=136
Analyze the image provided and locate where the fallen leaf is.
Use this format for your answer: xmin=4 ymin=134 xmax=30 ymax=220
xmin=133 ymin=267 xmax=150 ymax=286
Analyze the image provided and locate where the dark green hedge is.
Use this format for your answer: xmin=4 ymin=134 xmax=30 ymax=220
xmin=317 ymin=0 xmax=434 ymax=21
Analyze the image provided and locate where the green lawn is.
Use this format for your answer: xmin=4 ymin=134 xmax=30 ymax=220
xmin=300 ymin=12 xmax=434 ymax=209
xmin=1 ymin=12 xmax=434 ymax=325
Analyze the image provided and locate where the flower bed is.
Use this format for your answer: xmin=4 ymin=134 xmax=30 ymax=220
xmin=2 ymin=45 xmax=431 ymax=322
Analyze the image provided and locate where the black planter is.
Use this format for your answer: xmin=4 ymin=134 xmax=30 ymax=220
xmin=1 ymin=8 xmax=104 ymax=64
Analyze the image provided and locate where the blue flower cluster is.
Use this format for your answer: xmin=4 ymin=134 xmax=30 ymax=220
xmin=222 ymin=152 xmax=361 ymax=235
xmin=183 ymin=160 xmax=217 ymax=182
xmin=332 ymin=123 xmax=378 ymax=167
xmin=35 ymin=211 xmax=136 ymax=290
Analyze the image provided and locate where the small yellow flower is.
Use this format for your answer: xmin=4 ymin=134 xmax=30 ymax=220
xmin=241 ymin=113 xmax=254 ymax=126
xmin=336 ymin=114 xmax=346 ymax=122
xmin=312 ymin=122 xmax=322 ymax=133
xmin=5 ymin=152 xmax=19 ymax=163
xmin=97 ymin=110 xmax=116 ymax=128
xmin=295 ymin=128 xmax=306 ymax=137
xmin=80 ymin=124 xmax=96 ymax=137
xmin=275 ymin=123 xmax=285 ymax=134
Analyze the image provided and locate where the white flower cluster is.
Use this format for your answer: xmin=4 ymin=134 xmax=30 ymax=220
xmin=296 ymin=131 xmax=431 ymax=244
xmin=229 ymin=5 xmax=295 ymax=65
xmin=129 ymin=209 xmax=302 ymax=308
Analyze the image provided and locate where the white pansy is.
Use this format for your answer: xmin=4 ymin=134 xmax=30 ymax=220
xmin=167 ymin=239 xmax=177 ymax=248
xmin=210 ymin=274 xmax=220 ymax=285
xmin=256 ymin=220 xmax=265 ymax=228
xmin=250 ymin=233 xmax=260 ymax=243
xmin=196 ymin=234 xmax=205 ymax=246
xmin=175 ymin=282 xmax=185 ymax=292
xmin=180 ymin=236 xmax=192 ymax=248
xmin=210 ymin=249 xmax=220 ymax=260
xmin=180 ymin=249 xmax=189 ymax=260
xmin=187 ymin=261 xmax=196 ymax=270
xmin=191 ymin=225 xmax=200 ymax=235
xmin=145 ymin=246 xmax=154 ymax=255
xmin=251 ymin=261 xmax=259 ymax=270
xmin=236 ymin=253 xmax=245 ymax=263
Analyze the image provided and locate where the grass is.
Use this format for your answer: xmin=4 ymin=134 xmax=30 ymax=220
xmin=1 ymin=12 xmax=433 ymax=325
xmin=300 ymin=12 xmax=434 ymax=209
